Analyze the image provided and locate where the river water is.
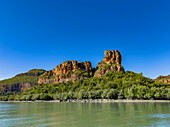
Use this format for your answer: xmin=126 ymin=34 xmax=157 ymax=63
xmin=0 ymin=102 xmax=170 ymax=127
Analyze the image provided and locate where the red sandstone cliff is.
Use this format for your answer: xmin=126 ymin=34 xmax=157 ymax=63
xmin=155 ymin=75 xmax=170 ymax=84
xmin=94 ymin=50 xmax=124 ymax=78
xmin=38 ymin=61 xmax=93 ymax=84
xmin=38 ymin=50 xmax=125 ymax=84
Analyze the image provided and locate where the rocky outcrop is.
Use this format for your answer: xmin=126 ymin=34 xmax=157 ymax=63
xmin=52 ymin=61 xmax=92 ymax=75
xmin=39 ymin=50 xmax=125 ymax=84
xmin=0 ymin=83 xmax=36 ymax=92
xmin=155 ymin=75 xmax=170 ymax=84
xmin=94 ymin=50 xmax=124 ymax=78
xmin=38 ymin=61 xmax=93 ymax=84
xmin=0 ymin=50 xmax=125 ymax=93
xmin=97 ymin=50 xmax=122 ymax=67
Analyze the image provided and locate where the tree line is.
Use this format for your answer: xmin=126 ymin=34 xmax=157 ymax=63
xmin=0 ymin=71 xmax=170 ymax=101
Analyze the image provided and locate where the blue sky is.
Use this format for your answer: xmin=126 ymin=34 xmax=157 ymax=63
xmin=0 ymin=0 xmax=170 ymax=80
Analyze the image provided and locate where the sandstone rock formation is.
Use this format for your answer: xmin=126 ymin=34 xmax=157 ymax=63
xmin=155 ymin=75 xmax=170 ymax=84
xmin=53 ymin=61 xmax=92 ymax=75
xmin=38 ymin=61 xmax=93 ymax=84
xmin=94 ymin=50 xmax=124 ymax=78
xmin=0 ymin=50 xmax=125 ymax=93
xmin=97 ymin=50 xmax=122 ymax=67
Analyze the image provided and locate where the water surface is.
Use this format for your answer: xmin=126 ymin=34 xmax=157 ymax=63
xmin=0 ymin=102 xmax=170 ymax=127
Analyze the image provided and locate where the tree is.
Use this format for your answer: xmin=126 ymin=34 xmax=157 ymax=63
xmin=118 ymin=89 xmax=124 ymax=99
xmin=102 ymin=89 xmax=109 ymax=99
xmin=78 ymin=89 xmax=88 ymax=99
xmin=106 ymin=89 xmax=118 ymax=99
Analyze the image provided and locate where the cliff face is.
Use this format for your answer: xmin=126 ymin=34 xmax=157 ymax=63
xmin=155 ymin=75 xmax=170 ymax=84
xmin=97 ymin=50 xmax=122 ymax=66
xmin=52 ymin=61 xmax=92 ymax=75
xmin=38 ymin=50 xmax=125 ymax=84
xmin=0 ymin=83 xmax=35 ymax=92
xmin=38 ymin=61 xmax=93 ymax=84
xmin=94 ymin=50 xmax=124 ymax=78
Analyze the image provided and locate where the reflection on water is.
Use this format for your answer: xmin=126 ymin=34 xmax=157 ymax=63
xmin=0 ymin=102 xmax=170 ymax=127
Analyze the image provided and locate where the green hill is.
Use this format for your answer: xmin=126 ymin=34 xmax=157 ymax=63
xmin=0 ymin=69 xmax=46 ymax=86
xmin=1 ymin=71 xmax=170 ymax=101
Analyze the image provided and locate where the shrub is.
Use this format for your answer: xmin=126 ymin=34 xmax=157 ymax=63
xmin=39 ymin=93 xmax=53 ymax=100
xmin=78 ymin=89 xmax=88 ymax=99
xmin=8 ymin=95 xmax=15 ymax=101
xmin=88 ymin=91 xmax=97 ymax=99
xmin=14 ymin=95 xmax=21 ymax=101
xmin=96 ymin=90 xmax=103 ymax=99
xmin=0 ymin=96 xmax=8 ymax=101
xmin=125 ymin=88 xmax=136 ymax=99
xmin=102 ymin=89 xmax=110 ymax=99
xmin=154 ymin=92 xmax=161 ymax=99
xmin=118 ymin=89 xmax=124 ymax=99
xmin=136 ymin=86 xmax=147 ymax=99
xmin=56 ymin=93 xmax=66 ymax=100
xmin=67 ymin=92 xmax=77 ymax=99
xmin=20 ymin=95 xmax=27 ymax=101
xmin=145 ymin=92 xmax=153 ymax=99
xmin=105 ymin=81 xmax=117 ymax=89
xmin=88 ymin=90 xmax=103 ymax=99
xmin=166 ymin=90 xmax=170 ymax=99
xmin=26 ymin=95 xmax=33 ymax=101
xmin=32 ymin=94 xmax=40 ymax=100
xmin=52 ymin=94 xmax=58 ymax=100
xmin=106 ymin=89 xmax=118 ymax=99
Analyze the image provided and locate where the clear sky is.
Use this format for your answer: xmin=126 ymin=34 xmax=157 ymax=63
xmin=0 ymin=0 xmax=170 ymax=80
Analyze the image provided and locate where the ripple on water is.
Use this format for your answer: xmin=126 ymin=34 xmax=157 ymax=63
xmin=0 ymin=102 xmax=170 ymax=127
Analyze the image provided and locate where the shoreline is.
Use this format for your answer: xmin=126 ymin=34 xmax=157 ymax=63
xmin=1 ymin=99 xmax=170 ymax=103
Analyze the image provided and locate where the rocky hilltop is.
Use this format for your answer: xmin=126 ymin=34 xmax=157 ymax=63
xmin=38 ymin=61 xmax=93 ymax=84
xmin=155 ymin=75 xmax=170 ymax=84
xmin=94 ymin=50 xmax=124 ymax=78
xmin=38 ymin=50 xmax=124 ymax=84
xmin=97 ymin=50 xmax=122 ymax=66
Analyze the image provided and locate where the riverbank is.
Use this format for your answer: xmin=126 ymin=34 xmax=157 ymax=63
xmin=1 ymin=99 xmax=170 ymax=103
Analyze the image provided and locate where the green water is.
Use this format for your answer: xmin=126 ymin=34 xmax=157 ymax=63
xmin=0 ymin=102 xmax=170 ymax=127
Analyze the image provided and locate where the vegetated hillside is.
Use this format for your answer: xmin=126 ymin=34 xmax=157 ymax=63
xmin=2 ymin=71 xmax=170 ymax=101
xmin=0 ymin=50 xmax=170 ymax=101
xmin=0 ymin=69 xmax=46 ymax=94
xmin=38 ymin=50 xmax=124 ymax=85
xmin=38 ymin=61 xmax=94 ymax=85
xmin=155 ymin=75 xmax=170 ymax=84
xmin=0 ymin=50 xmax=124 ymax=94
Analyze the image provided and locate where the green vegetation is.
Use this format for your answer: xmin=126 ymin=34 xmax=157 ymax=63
xmin=16 ymin=69 xmax=46 ymax=77
xmin=0 ymin=69 xmax=46 ymax=86
xmin=1 ymin=71 xmax=170 ymax=101
xmin=0 ymin=76 xmax=39 ymax=86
